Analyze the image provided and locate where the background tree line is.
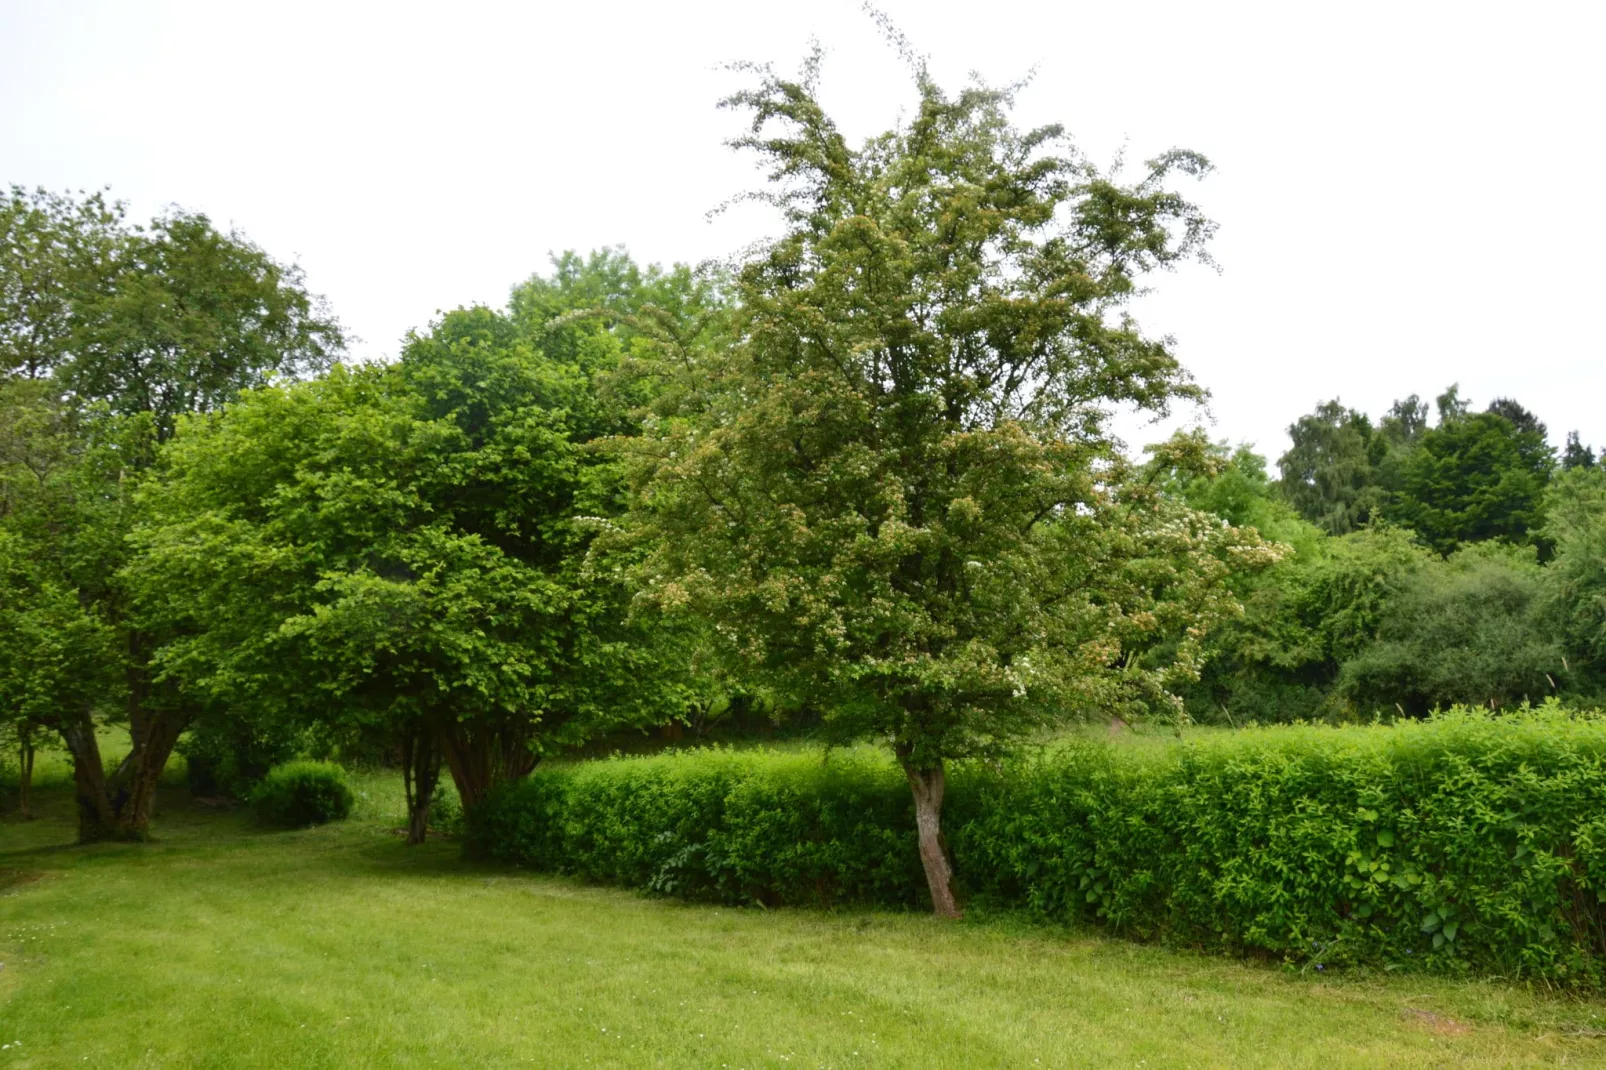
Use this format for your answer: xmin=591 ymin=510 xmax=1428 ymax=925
xmin=1160 ymin=386 xmax=1606 ymax=724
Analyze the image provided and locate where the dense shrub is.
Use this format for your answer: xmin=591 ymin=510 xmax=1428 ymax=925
xmin=958 ymin=709 xmax=1606 ymax=984
xmin=250 ymin=761 xmax=354 ymax=828
xmin=469 ymin=748 xmax=924 ymax=908
xmin=180 ymin=717 xmax=307 ymax=798
xmin=470 ymin=707 xmax=1606 ymax=984
xmin=1337 ymin=544 xmax=1562 ymax=715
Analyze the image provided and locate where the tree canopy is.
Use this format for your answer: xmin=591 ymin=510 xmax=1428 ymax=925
xmin=0 ymin=190 xmax=345 ymax=840
xmin=1384 ymin=406 xmax=1554 ymax=555
xmin=617 ymin=53 xmax=1274 ymax=915
xmin=128 ymin=262 xmax=709 ymax=841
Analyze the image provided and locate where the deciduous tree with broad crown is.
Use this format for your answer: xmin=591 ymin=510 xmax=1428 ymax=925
xmin=0 ymin=188 xmax=342 ymax=840
xmin=617 ymin=43 xmax=1280 ymax=916
xmin=129 ymin=255 xmax=710 ymax=842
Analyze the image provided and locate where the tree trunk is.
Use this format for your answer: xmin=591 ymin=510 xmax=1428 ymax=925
xmin=17 ymin=723 xmax=35 ymax=820
xmin=59 ymin=704 xmax=186 ymax=843
xmin=900 ymin=756 xmax=962 ymax=919
xmin=401 ymin=726 xmax=441 ymax=846
xmin=61 ymin=709 xmax=119 ymax=842
xmin=437 ymin=720 xmax=539 ymax=812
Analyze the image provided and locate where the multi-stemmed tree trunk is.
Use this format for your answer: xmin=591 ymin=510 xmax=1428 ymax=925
xmin=437 ymin=720 xmax=540 ymax=812
xmin=58 ymin=704 xmax=186 ymax=843
xmin=400 ymin=726 xmax=442 ymax=846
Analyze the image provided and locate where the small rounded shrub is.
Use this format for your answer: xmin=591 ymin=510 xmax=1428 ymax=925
xmin=250 ymin=760 xmax=354 ymax=828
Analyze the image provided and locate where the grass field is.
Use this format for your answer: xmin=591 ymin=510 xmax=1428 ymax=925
xmin=3 ymin=767 xmax=1606 ymax=1067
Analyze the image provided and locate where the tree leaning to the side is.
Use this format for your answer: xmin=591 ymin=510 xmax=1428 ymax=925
xmin=618 ymin=51 xmax=1278 ymax=916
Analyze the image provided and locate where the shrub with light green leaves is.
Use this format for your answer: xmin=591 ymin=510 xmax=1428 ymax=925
xmin=960 ymin=708 xmax=1606 ymax=984
xmin=468 ymin=706 xmax=1606 ymax=984
xmin=249 ymin=760 xmax=354 ymax=828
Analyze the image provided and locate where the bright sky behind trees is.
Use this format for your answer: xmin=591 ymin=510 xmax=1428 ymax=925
xmin=2 ymin=0 xmax=1600 ymax=458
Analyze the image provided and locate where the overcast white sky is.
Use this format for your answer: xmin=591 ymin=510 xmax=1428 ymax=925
xmin=3 ymin=0 xmax=1602 ymax=461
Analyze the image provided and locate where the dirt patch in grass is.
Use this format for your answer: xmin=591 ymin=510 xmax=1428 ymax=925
xmin=0 ymin=867 xmax=44 ymax=892
xmin=1403 ymin=1008 xmax=1473 ymax=1036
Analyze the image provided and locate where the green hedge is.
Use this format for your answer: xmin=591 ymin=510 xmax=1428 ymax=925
xmin=250 ymin=760 xmax=355 ymax=828
xmin=467 ymin=708 xmax=1606 ymax=984
xmin=469 ymin=748 xmax=922 ymax=908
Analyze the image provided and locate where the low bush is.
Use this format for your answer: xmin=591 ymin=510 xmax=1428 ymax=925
xmin=250 ymin=761 xmax=355 ymax=828
xmin=468 ymin=706 xmax=1606 ymax=985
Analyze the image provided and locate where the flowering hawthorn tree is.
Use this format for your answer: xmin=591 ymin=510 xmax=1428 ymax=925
xmin=620 ymin=50 xmax=1280 ymax=916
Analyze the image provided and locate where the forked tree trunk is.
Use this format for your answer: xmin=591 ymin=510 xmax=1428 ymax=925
xmin=437 ymin=720 xmax=539 ymax=812
xmin=401 ymin=726 xmax=442 ymax=846
xmin=61 ymin=710 xmax=117 ymax=841
xmin=17 ymin=723 xmax=36 ymax=820
xmin=900 ymin=756 xmax=962 ymax=919
xmin=59 ymin=705 xmax=186 ymax=843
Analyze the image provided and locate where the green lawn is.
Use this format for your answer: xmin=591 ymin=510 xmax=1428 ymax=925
xmin=2 ymin=772 xmax=1605 ymax=1067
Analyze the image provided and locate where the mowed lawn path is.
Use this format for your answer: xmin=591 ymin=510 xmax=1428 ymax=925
xmin=2 ymin=779 xmax=1604 ymax=1068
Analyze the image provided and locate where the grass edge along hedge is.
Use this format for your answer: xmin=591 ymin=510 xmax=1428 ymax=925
xmin=467 ymin=705 xmax=1606 ymax=986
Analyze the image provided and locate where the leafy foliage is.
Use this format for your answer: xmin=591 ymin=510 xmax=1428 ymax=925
xmin=468 ymin=748 xmax=922 ymax=908
xmin=0 ymin=192 xmax=346 ymax=840
xmin=617 ymin=51 xmax=1274 ymax=912
xmin=1562 ymin=431 xmax=1597 ymax=472
xmin=963 ymin=706 xmax=1606 ymax=985
xmin=0 ymin=186 xmax=123 ymax=380
xmin=1384 ymin=408 xmax=1554 ymax=555
xmin=129 ymin=254 xmax=710 ymax=826
xmin=179 ymin=714 xmax=308 ymax=798
xmin=1276 ymin=401 xmax=1387 ymax=535
xmin=1182 ymin=524 xmax=1430 ymax=723
xmin=249 ymin=760 xmax=355 ymax=827
xmin=1338 ymin=544 xmax=1564 ymax=714
xmin=2 ymin=188 xmax=343 ymax=439
xmin=1543 ymin=467 xmax=1606 ymax=692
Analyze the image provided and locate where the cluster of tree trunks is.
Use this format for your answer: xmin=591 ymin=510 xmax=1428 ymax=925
xmin=59 ymin=705 xmax=186 ymax=843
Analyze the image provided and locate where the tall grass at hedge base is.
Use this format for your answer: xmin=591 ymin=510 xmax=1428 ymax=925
xmin=466 ymin=705 xmax=1606 ymax=985
xmin=250 ymin=760 xmax=356 ymax=829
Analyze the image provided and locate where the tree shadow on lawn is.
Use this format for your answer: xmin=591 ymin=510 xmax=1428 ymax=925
xmin=0 ymin=781 xmax=476 ymax=881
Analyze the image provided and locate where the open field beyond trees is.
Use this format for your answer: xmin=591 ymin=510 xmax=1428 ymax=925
xmin=4 ymin=765 xmax=1606 ymax=1069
